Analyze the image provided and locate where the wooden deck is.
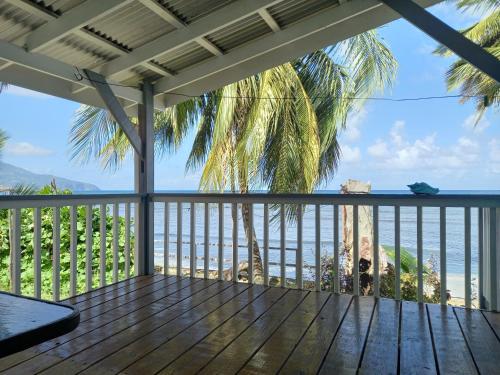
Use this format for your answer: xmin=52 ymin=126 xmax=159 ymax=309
xmin=1 ymin=275 xmax=499 ymax=375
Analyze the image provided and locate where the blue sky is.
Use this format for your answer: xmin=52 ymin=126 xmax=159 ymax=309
xmin=0 ymin=3 xmax=499 ymax=191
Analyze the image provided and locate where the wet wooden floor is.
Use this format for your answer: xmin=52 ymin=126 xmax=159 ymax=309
xmin=1 ymin=275 xmax=499 ymax=374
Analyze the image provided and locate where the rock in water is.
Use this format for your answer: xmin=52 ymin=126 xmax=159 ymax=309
xmin=407 ymin=182 xmax=439 ymax=195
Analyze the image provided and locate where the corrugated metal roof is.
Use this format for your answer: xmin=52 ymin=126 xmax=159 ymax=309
xmin=155 ymin=42 xmax=213 ymax=73
xmin=269 ymin=0 xmax=338 ymax=27
xmin=159 ymin=0 xmax=237 ymax=24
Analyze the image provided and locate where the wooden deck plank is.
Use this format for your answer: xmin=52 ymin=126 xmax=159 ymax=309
xmin=427 ymin=304 xmax=478 ymax=375
xmin=454 ymin=307 xmax=500 ymax=374
xmin=482 ymin=310 xmax=500 ymax=339
xmin=399 ymin=301 xmax=437 ymax=374
xmin=358 ymin=298 xmax=400 ymax=375
xmin=318 ymin=296 xmax=376 ymax=375
xmin=39 ymin=281 xmax=241 ymax=375
xmin=278 ymin=294 xmax=352 ymax=374
xmin=160 ymin=287 xmax=288 ymax=375
xmin=198 ymin=289 xmax=309 ymax=375
xmin=0 ymin=275 xmax=182 ymax=372
xmin=5 ymin=278 xmax=216 ymax=375
xmin=238 ymin=292 xmax=331 ymax=375
xmin=115 ymin=285 xmax=271 ymax=375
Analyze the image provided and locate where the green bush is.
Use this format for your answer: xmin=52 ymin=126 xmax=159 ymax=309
xmin=0 ymin=187 xmax=134 ymax=300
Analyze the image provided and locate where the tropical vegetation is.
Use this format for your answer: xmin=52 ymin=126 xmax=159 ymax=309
xmin=436 ymin=0 xmax=500 ymax=120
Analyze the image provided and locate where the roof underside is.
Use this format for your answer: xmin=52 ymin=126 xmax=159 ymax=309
xmin=0 ymin=0 xmax=441 ymax=113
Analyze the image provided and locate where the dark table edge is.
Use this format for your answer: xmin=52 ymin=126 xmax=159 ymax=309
xmin=0 ymin=291 xmax=80 ymax=358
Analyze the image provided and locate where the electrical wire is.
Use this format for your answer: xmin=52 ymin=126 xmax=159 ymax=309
xmin=74 ymin=67 xmax=496 ymax=103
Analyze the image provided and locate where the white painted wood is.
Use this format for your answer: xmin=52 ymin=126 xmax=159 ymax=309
xmin=52 ymin=206 xmax=60 ymax=301
xmin=373 ymin=205 xmax=379 ymax=298
xmin=315 ymin=205 xmax=321 ymax=292
xmin=417 ymin=206 xmax=424 ymax=303
xmin=25 ymin=0 xmax=132 ymax=52
xmin=70 ymin=205 xmax=78 ymax=296
xmin=258 ymin=8 xmax=280 ymax=32
xmin=465 ymin=207 xmax=471 ymax=308
xmin=177 ymin=202 xmax=182 ymax=276
xmin=125 ymin=202 xmax=131 ymax=278
xmin=137 ymin=0 xmax=185 ymax=28
xmin=395 ymin=206 xmax=401 ymax=300
xmin=353 ymin=205 xmax=359 ymax=296
xmin=440 ymin=207 xmax=447 ymax=305
xmin=99 ymin=204 xmax=106 ymax=287
xmin=164 ymin=202 xmax=169 ymax=276
xmin=112 ymin=203 xmax=119 ymax=283
xmin=280 ymin=204 xmax=286 ymax=288
xmin=10 ymin=209 xmax=21 ymax=295
xmin=247 ymin=204 xmax=253 ymax=284
xmin=263 ymin=204 xmax=269 ymax=286
xmin=33 ymin=208 xmax=42 ymax=298
xmin=99 ymin=0 xmax=286 ymax=78
xmin=478 ymin=208 xmax=484 ymax=308
xmin=85 ymin=205 xmax=93 ymax=291
xmin=204 ymin=203 xmax=209 ymax=279
xmin=296 ymin=204 xmax=303 ymax=290
xmin=0 ymin=194 xmax=139 ymax=209
xmin=190 ymin=202 xmax=196 ymax=277
xmin=232 ymin=203 xmax=239 ymax=282
xmin=218 ymin=203 xmax=224 ymax=281
xmin=333 ymin=205 xmax=340 ymax=294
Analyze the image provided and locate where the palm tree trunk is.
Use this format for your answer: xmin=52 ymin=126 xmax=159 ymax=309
xmin=240 ymin=203 xmax=264 ymax=280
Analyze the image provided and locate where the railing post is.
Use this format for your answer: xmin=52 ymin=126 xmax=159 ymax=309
xmin=134 ymin=80 xmax=154 ymax=275
xmin=481 ymin=207 xmax=499 ymax=311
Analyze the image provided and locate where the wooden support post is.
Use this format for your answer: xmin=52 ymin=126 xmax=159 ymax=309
xmin=134 ymin=81 xmax=155 ymax=275
xmin=482 ymin=208 xmax=499 ymax=311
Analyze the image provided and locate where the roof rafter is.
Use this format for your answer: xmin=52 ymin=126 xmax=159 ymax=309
xmin=156 ymin=0 xmax=442 ymax=103
xmin=97 ymin=0 xmax=286 ymax=79
xmin=258 ymin=9 xmax=280 ymax=32
xmin=25 ymin=0 xmax=134 ymax=52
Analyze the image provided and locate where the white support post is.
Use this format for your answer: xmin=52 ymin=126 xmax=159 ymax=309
xmin=134 ymin=81 xmax=155 ymax=275
xmin=481 ymin=208 xmax=499 ymax=311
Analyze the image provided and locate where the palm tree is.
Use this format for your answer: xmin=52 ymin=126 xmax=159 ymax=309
xmin=0 ymin=129 xmax=7 ymax=157
xmin=435 ymin=0 xmax=499 ymax=121
xmin=70 ymin=31 xmax=397 ymax=279
xmin=0 ymin=83 xmax=8 ymax=93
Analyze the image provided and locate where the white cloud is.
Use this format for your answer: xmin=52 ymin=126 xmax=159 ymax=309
xmin=341 ymin=145 xmax=361 ymax=164
xmin=5 ymin=142 xmax=54 ymax=156
xmin=343 ymin=108 xmax=367 ymax=142
xmin=390 ymin=120 xmax=405 ymax=147
xmin=489 ymin=139 xmax=500 ymax=174
xmin=367 ymin=140 xmax=389 ymax=158
xmin=5 ymin=86 xmax=51 ymax=99
xmin=462 ymin=114 xmax=490 ymax=134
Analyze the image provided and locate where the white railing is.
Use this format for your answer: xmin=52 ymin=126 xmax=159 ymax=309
xmin=152 ymin=193 xmax=500 ymax=310
xmin=0 ymin=194 xmax=140 ymax=301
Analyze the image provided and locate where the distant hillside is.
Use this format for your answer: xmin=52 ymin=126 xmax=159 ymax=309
xmin=0 ymin=162 xmax=99 ymax=191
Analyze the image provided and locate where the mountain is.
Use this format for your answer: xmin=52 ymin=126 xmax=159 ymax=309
xmin=0 ymin=162 xmax=99 ymax=191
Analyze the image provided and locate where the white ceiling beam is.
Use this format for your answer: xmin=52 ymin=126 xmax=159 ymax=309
xmin=258 ymin=9 xmax=280 ymax=32
xmin=25 ymin=0 xmax=133 ymax=52
xmin=195 ymin=37 xmax=224 ymax=56
xmin=157 ymin=0 xmax=442 ymax=103
xmin=98 ymin=0 xmax=286 ymax=79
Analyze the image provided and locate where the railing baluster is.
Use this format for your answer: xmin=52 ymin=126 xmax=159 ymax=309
xmin=99 ymin=204 xmax=106 ymax=287
xmin=85 ymin=205 xmax=93 ymax=292
xmin=353 ymin=205 xmax=359 ymax=296
xmin=315 ymin=204 xmax=321 ymax=292
xmin=296 ymin=204 xmax=303 ymax=290
xmin=177 ymin=202 xmax=182 ymax=276
xmin=247 ymin=204 xmax=253 ymax=284
xmin=52 ymin=206 xmax=60 ymax=301
xmin=264 ymin=204 xmax=269 ymax=286
xmin=125 ymin=203 xmax=131 ymax=279
xmin=280 ymin=204 xmax=286 ymax=288
xmin=164 ymin=202 xmax=169 ymax=276
xmin=204 ymin=203 xmax=209 ymax=279
xmin=440 ymin=207 xmax=447 ymax=305
xmin=333 ymin=205 xmax=340 ymax=294
xmin=478 ymin=208 xmax=484 ymax=309
xmin=10 ymin=208 xmax=21 ymax=295
xmin=232 ymin=203 xmax=238 ymax=282
xmin=373 ymin=205 xmax=379 ymax=298
xmin=33 ymin=208 xmax=41 ymax=298
xmin=190 ymin=202 xmax=196 ymax=277
xmin=395 ymin=206 xmax=401 ymax=300
xmin=218 ymin=203 xmax=224 ymax=281
xmin=465 ymin=207 xmax=472 ymax=308
xmin=417 ymin=206 xmax=424 ymax=303
xmin=70 ymin=205 xmax=78 ymax=296
xmin=112 ymin=203 xmax=119 ymax=283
